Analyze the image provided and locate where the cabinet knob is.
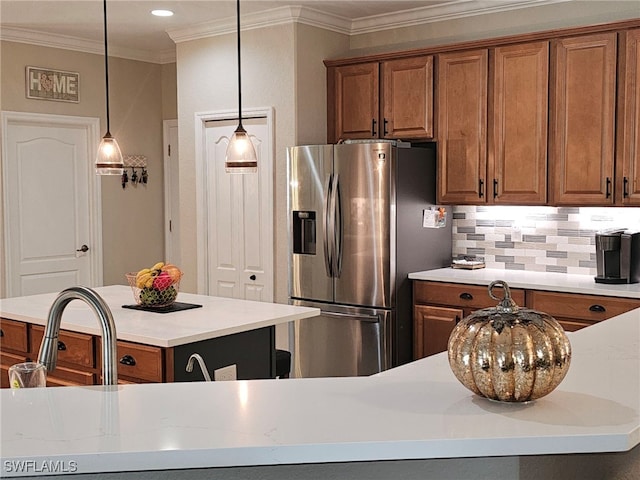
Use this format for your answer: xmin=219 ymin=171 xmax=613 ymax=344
xmin=589 ymin=304 xmax=606 ymax=313
xmin=119 ymin=354 xmax=136 ymax=366
xmin=460 ymin=292 xmax=473 ymax=301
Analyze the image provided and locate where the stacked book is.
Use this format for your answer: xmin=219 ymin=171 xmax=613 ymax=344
xmin=451 ymin=255 xmax=486 ymax=270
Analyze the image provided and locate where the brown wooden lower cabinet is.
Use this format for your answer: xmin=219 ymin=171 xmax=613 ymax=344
xmin=413 ymin=281 xmax=640 ymax=360
xmin=0 ymin=317 xmax=276 ymax=388
xmin=414 ymin=305 xmax=463 ymax=359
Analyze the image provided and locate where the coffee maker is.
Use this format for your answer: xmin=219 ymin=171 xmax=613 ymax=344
xmin=594 ymin=229 xmax=640 ymax=284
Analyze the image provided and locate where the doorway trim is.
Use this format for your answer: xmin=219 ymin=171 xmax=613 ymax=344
xmin=1 ymin=111 xmax=104 ymax=296
xmin=194 ymin=107 xmax=274 ymax=295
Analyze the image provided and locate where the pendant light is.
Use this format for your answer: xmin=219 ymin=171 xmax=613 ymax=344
xmin=95 ymin=0 xmax=124 ymax=175
xmin=225 ymin=0 xmax=257 ymax=174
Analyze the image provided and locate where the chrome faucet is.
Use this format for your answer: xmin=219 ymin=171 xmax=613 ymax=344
xmin=186 ymin=353 xmax=212 ymax=381
xmin=38 ymin=286 xmax=118 ymax=385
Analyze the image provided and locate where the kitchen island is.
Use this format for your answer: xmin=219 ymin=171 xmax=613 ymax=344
xmin=1 ymin=303 xmax=638 ymax=478
xmin=0 ymin=285 xmax=319 ymax=383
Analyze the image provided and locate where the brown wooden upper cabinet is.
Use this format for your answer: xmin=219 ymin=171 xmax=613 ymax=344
xmin=327 ymin=56 xmax=433 ymax=143
xmin=549 ymin=32 xmax=617 ymax=205
xmin=436 ymin=49 xmax=488 ymax=204
xmin=437 ymin=44 xmax=549 ymax=205
xmin=489 ymin=41 xmax=549 ymax=205
xmin=617 ymin=27 xmax=640 ymax=206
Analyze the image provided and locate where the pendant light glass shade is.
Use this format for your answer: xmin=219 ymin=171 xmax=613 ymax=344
xmin=95 ymin=0 xmax=123 ymax=175
xmin=96 ymin=132 xmax=124 ymax=175
xmin=224 ymin=0 xmax=257 ymax=174
xmin=225 ymin=126 xmax=257 ymax=173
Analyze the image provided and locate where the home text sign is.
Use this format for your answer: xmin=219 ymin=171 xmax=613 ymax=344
xmin=26 ymin=66 xmax=79 ymax=103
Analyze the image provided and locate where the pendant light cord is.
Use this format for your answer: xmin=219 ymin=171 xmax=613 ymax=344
xmin=103 ymin=0 xmax=111 ymax=134
xmin=236 ymin=0 xmax=243 ymax=129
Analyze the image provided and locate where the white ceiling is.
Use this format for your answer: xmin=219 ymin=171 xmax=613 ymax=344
xmin=0 ymin=0 xmax=570 ymax=63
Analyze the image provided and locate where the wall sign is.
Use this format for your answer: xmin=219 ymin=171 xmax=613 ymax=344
xmin=26 ymin=66 xmax=79 ymax=103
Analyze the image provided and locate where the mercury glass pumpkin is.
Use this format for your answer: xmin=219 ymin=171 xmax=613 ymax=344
xmin=447 ymin=280 xmax=571 ymax=403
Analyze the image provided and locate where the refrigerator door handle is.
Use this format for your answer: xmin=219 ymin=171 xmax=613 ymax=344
xmin=319 ymin=310 xmax=380 ymax=323
xmin=331 ymin=173 xmax=342 ymax=277
xmin=323 ymin=174 xmax=334 ymax=277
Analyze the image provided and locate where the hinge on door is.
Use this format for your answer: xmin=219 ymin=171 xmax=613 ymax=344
xmin=169 ymin=220 xmax=172 ymax=232
xmin=168 ymin=144 xmax=171 ymax=156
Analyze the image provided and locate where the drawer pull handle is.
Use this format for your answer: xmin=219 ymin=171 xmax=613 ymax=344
xmin=0 ymin=329 xmax=3 ymax=337
xmin=459 ymin=292 xmax=473 ymax=301
xmin=455 ymin=315 xmax=460 ymax=324
xmin=57 ymin=341 xmax=67 ymax=351
xmin=119 ymin=354 xmax=137 ymax=366
xmin=589 ymin=304 xmax=606 ymax=313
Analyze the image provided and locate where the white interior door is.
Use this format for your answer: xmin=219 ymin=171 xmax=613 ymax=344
xmin=163 ymin=119 xmax=180 ymax=265
xmin=1 ymin=111 xmax=102 ymax=297
xmin=198 ymin=112 xmax=273 ymax=302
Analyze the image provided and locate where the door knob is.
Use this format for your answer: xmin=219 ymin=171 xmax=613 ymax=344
xmin=76 ymin=244 xmax=89 ymax=252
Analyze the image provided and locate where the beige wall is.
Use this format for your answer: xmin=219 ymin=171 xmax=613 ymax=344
xmin=175 ymin=23 xmax=349 ymax=304
xmin=0 ymin=41 xmax=168 ymax=293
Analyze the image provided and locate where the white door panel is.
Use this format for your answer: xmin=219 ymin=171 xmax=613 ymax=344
xmin=200 ymin=113 xmax=273 ymax=302
xmin=2 ymin=112 xmax=102 ymax=297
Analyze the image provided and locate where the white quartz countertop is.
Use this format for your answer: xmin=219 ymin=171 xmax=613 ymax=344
xmin=1 ymin=307 xmax=638 ymax=477
xmin=409 ymin=268 xmax=640 ymax=298
xmin=0 ymin=285 xmax=319 ymax=347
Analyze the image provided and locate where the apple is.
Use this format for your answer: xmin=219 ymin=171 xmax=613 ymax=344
xmin=152 ymin=271 xmax=173 ymax=291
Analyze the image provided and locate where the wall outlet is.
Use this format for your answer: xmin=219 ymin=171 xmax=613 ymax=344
xmin=214 ymin=364 xmax=237 ymax=381
xmin=512 ymin=226 xmax=523 ymax=242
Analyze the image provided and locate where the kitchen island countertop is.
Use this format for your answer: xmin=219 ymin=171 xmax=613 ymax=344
xmin=1 ymin=303 xmax=638 ymax=478
xmin=409 ymin=267 xmax=640 ymax=298
xmin=0 ymin=285 xmax=319 ymax=347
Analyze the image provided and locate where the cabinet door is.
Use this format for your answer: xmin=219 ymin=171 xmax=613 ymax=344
xmin=414 ymin=305 xmax=463 ymax=359
xmin=550 ymin=32 xmax=617 ymax=205
xmin=489 ymin=42 xmax=548 ymax=205
xmin=381 ymin=56 xmax=433 ymax=139
xmin=328 ymin=63 xmax=379 ymax=143
xmin=617 ymin=28 xmax=640 ymax=205
xmin=437 ymin=49 xmax=488 ymax=204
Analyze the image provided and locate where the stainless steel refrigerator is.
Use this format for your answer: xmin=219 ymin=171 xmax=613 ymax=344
xmin=287 ymin=141 xmax=451 ymax=378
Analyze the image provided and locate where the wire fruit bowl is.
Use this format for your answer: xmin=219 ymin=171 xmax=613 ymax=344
xmin=125 ymin=269 xmax=183 ymax=308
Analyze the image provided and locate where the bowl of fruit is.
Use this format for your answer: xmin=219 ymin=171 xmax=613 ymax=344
xmin=125 ymin=262 xmax=183 ymax=308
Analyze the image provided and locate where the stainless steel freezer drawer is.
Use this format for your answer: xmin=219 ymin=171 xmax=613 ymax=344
xmin=291 ymin=300 xmax=392 ymax=378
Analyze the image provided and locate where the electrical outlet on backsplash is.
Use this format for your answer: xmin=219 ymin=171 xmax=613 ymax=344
xmin=452 ymin=206 xmax=640 ymax=276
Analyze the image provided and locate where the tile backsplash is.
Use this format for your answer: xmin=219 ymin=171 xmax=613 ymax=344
xmin=452 ymin=206 xmax=640 ymax=276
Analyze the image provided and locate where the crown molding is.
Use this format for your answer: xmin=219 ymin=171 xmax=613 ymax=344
xmin=0 ymin=26 xmax=176 ymax=64
xmin=1 ymin=1 xmax=572 ymax=64
xmin=351 ymin=0 xmax=573 ymax=35
xmin=167 ymin=6 xmax=351 ymax=44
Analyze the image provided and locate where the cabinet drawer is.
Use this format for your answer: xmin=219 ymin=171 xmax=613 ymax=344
xmin=0 ymin=318 xmax=28 ymax=352
xmin=44 ymin=365 xmax=95 ymax=387
xmin=30 ymin=326 xmax=95 ymax=368
xmin=414 ymin=281 xmax=525 ymax=309
xmin=115 ymin=341 xmax=163 ymax=383
xmin=527 ymin=291 xmax=640 ymax=322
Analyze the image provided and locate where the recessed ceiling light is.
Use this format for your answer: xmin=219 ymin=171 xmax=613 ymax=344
xmin=151 ymin=9 xmax=174 ymax=17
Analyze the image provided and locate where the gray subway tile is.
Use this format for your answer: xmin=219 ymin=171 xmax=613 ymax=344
xmin=467 ymin=234 xmax=485 ymax=241
xmin=495 ymin=241 xmax=515 ymax=248
xmin=452 ymin=212 xmax=466 ymax=219
xmin=495 ymin=255 xmax=515 ymax=263
xmin=522 ymin=235 xmax=547 ymax=243
xmin=579 ymin=260 xmax=597 ymax=268
xmin=467 ymin=248 xmax=486 ymax=255
xmin=456 ymin=226 xmax=476 ymax=234
xmin=476 ymin=219 xmax=496 ymax=227
xmin=546 ymin=251 xmax=568 ymax=258
xmin=546 ymin=265 xmax=568 ymax=273
xmin=505 ymin=263 xmax=525 ymax=270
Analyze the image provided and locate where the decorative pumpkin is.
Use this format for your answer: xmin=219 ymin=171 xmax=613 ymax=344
xmin=447 ymin=280 xmax=571 ymax=403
